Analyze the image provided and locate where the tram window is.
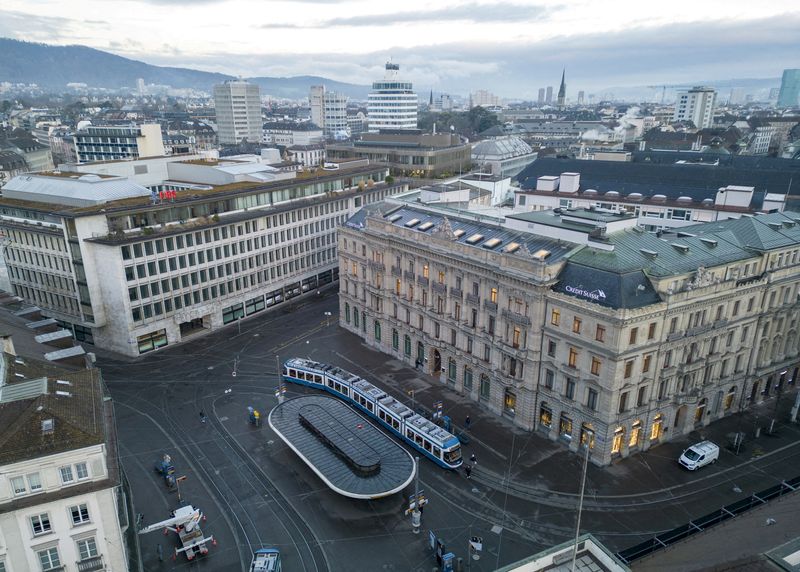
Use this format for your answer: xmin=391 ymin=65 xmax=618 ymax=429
xmin=424 ymin=441 xmax=432 ymax=452
xmin=299 ymin=372 xmax=306 ymax=380
xmin=433 ymin=446 xmax=441 ymax=457
xmin=416 ymin=435 xmax=423 ymax=445
xmin=368 ymin=403 xmax=374 ymax=412
xmin=327 ymin=379 xmax=334 ymax=388
xmin=407 ymin=429 xmax=414 ymax=439
xmin=392 ymin=419 xmax=399 ymax=430
xmin=379 ymin=410 xmax=385 ymax=421
xmin=314 ymin=375 xmax=322 ymax=383
xmin=289 ymin=369 xmax=296 ymax=377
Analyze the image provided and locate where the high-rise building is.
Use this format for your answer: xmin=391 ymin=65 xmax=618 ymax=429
xmin=557 ymin=69 xmax=566 ymax=108
xmin=368 ymin=63 xmax=418 ymax=132
xmin=137 ymin=77 xmax=145 ymax=96
xmin=777 ymin=69 xmax=800 ymax=108
xmin=545 ymin=86 xmax=553 ymax=104
xmin=309 ymin=85 xmax=325 ymax=129
xmin=577 ymin=91 xmax=585 ymax=105
xmin=471 ymin=90 xmax=500 ymax=107
xmin=537 ymin=88 xmax=545 ymax=105
xmin=672 ymin=86 xmax=717 ymax=128
xmin=213 ymin=80 xmax=262 ymax=145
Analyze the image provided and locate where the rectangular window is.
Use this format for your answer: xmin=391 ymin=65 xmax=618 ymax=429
xmin=629 ymin=327 xmax=638 ymax=345
xmin=624 ymin=360 xmax=634 ymax=378
xmin=637 ymin=386 xmax=647 ymax=407
xmin=11 ymin=476 xmax=26 ymax=495
xmin=565 ymin=378 xmax=575 ymax=400
xmin=31 ymin=513 xmax=51 ymax=535
xmin=642 ymin=354 xmax=652 ymax=373
xmin=572 ymin=317 xmax=581 ymax=334
xmin=618 ymin=392 xmax=628 ymax=413
xmin=595 ymin=325 xmax=605 ymax=342
xmin=60 ymin=465 xmax=74 ymax=484
xmin=77 ymin=537 xmax=98 ymax=561
xmin=648 ymin=322 xmax=656 ymax=340
xmin=75 ymin=462 xmax=88 ymax=480
xmin=551 ymin=309 xmax=560 ymax=325
xmin=587 ymin=388 xmax=598 ymax=410
xmin=38 ymin=547 xmax=61 ymax=571
xmin=590 ymin=357 xmax=601 ymax=376
xmin=544 ymin=369 xmax=554 ymax=389
xmin=70 ymin=503 xmax=90 ymax=525
xmin=568 ymin=347 xmax=578 ymax=368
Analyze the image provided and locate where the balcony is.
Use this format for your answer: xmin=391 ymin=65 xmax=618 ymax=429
xmin=403 ymin=270 xmax=415 ymax=281
xmin=483 ymin=300 xmax=498 ymax=313
xmin=466 ymin=293 xmax=480 ymax=305
xmin=417 ymin=276 xmax=429 ymax=287
xmin=502 ymin=308 xmax=531 ymax=326
xmin=391 ymin=265 xmax=402 ymax=278
xmin=368 ymin=260 xmax=385 ymax=272
xmin=77 ymin=556 xmax=105 ymax=572
xmin=432 ymin=282 xmax=447 ymax=294
xmin=449 ymin=287 xmax=462 ymax=299
xmin=666 ymin=331 xmax=684 ymax=342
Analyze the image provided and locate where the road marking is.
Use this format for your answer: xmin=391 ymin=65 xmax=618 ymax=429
xmin=219 ymin=416 xmax=229 ymax=422
xmin=491 ymin=525 xmax=503 ymax=534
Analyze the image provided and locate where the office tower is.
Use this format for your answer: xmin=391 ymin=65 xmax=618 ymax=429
xmin=538 ymin=88 xmax=545 ymax=105
xmin=545 ymin=86 xmax=553 ymax=104
xmin=213 ymin=79 xmax=262 ymax=145
xmin=577 ymin=91 xmax=585 ymax=105
xmin=368 ymin=63 xmax=418 ymax=131
xmin=777 ymin=69 xmax=800 ymax=108
xmin=310 ymin=85 xmax=325 ymax=129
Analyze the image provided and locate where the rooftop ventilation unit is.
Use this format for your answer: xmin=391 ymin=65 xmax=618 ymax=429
xmin=677 ymin=196 xmax=693 ymax=203
xmin=702 ymin=198 xmax=714 ymax=205
xmin=465 ymin=233 xmax=484 ymax=244
xmin=404 ymin=218 xmax=421 ymax=227
xmin=640 ymin=249 xmax=658 ymax=258
xmin=605 ymin=191 xmax=620 ymax=198
xmin=700 ymin=238 xmax=718 ymax=247
xmin=677 ymin=232 xmax=696 ymax=238
xmin=768 ymin=222 xmax=783 ymax=231
xmin=418 ymin=222 xmax=434 ymax=231
xmin=671 ymin=243 xmax=690 ymax=253
xmin=56 ymin=390 xmax=71 ymax=397
xmin=583 ymin=189 xmax=598 ymax=195
xmin=56 ymin=379 xmax=71 ymax=386
xmin=386 ymin=214 xmax=402 ymax=222
xmin=628 ymin=193 xmax=643 ymax=201
xmin=482 ymin=238 xmax=502 ymax=249
xmin=652 ymin=194 xmax=667 ymax=202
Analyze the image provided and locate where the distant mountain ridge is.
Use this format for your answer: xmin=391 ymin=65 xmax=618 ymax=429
xmin=0 ymin=38 xmax=370 ymax=99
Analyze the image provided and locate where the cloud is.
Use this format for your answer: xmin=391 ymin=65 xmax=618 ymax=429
xmin=261 ymin=2 xmax=556 ymax=28
xmin=0 ymin=10 xmax=109 ymax=44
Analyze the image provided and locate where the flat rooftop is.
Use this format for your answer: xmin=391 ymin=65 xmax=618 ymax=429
xmin=268 ymin=395 xmax=415 ymax=499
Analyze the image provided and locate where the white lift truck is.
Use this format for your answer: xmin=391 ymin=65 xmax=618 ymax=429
xmin=138 ymin=505 xmax=215 ymax=561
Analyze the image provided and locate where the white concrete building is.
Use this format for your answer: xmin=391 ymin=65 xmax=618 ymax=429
xmin=262 ymin=122 xmax=323 ymax=147
xmin=309 ymin=85 xmax=325 ymax=130
xmin=673 ymin=87 xmax=717 ymax=129
xmin=472 ymin=90 xmax=501 ymax=108
xmin=73 ymin=124 xmax=165 ymax=163
xmin=0 ymin=339 xmax=131 ymax=572
xmin=471 ymin=136 xmax=537 ymax=179
xmin=287 ymin=144 xmax=325 ymax=168
xmin=213 ymin=80 xmax=262 ymax=145
xmin=0 ymin=163 xmax=406 ymax=356
xmin=368 ymin=63 xmax=418 ymax=132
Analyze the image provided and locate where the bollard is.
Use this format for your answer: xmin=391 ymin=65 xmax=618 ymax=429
xmin=411 ymin=509 xmax=421 ymax=533
xmin=755 ymin=426 xmax=761 ymax=439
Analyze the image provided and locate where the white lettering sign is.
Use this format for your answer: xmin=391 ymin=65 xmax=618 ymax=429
xmin=565 ymin=285 xmax=607 ymax=301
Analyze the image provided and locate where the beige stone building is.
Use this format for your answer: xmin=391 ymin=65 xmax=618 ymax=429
xmin=339 ymin=202 xmax=800 ymax=465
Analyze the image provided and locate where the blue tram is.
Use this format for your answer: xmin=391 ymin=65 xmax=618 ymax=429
xmin=282 ymin=358 xmax=463 ymax=469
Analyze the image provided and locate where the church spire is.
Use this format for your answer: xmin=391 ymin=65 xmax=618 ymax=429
xmin=429 ymin=89 xmax=434 ymax=106
xmin=557 ymin=68 xmax=566 ymax=108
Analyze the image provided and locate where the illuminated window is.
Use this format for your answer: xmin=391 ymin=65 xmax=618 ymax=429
xmin=512 ymin=327 xmax=521 ymax=348
xmin=490 ymin=288 xmax=498 ymax=303
xmin=423 ymin=264 xmax=429 ymax=279
xmin=568 ymin=347 xmax=578 ymax=368
xmin=650 ymin=414 xmax=663 ymax=441
xmin=595 ymin=325 xmax=605 ymax=342
xmin=395 ymin=278 xmax=401 ymax=295
xmin=590 ymin=357 xmax=601 ymax=376
xmin=572 ymin=317 xmax=582 ymax=334
xmin=351 ymin=262 xmax=357 ymax=276
xmin=724 ymin=387 xmax=736 ymax=411
xmin=629 ymin=420 xmax=642 ymax=448
xmin=551 ymin=309 xmax=560 ymax=326
xmin=438 ymin=271 xmax=445 ymax=283
xmin=611 ymin=427 xmax=625 ymax=454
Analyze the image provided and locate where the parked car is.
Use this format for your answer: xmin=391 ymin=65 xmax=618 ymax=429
xmin=679 ymin=440 xmax=720 ymax=470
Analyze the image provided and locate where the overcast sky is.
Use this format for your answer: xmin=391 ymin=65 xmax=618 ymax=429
xmin=2 ymin=0 xmax=799 ymax=97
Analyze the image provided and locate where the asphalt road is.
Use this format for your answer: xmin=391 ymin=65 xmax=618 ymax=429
xmin=99 ymin=291 xmax=800 ymax=571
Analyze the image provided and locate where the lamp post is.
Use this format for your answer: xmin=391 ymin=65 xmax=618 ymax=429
xmin=571 ymin=429 xmax=593 ymax=572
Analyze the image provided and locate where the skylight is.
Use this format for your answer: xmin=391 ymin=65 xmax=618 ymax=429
xmin=405 ymin=218 xmax=421 ymax=227
xmin=386 ymin=214 xmax=402 ymax=222
xmin=532 ymin=249 xmax=551 ymax=260
xmin=482 ymin=238 xmax=502 ymax=249
xmin=418 ymin=222 xmax=434 ymax=231
xmin=453 ymin=229 xmax=466 ymax=238
xmin=504 ymin=242 xmax=521 ymax=253
xmin=465 ymin=233 xmax=484 ymax=244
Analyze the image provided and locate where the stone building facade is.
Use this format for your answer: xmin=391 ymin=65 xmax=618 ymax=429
xmin=339 ymin=202 xmax=800 ymax=465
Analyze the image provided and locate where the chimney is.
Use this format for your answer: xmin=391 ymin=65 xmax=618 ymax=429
xmin=559 ymin=172 xmax=580 ymax=194
xmin=0 ymin=334 xmax=16 ymax=356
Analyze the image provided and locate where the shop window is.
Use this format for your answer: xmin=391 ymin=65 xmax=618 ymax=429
xmin=479 ymin=374 xmax=490 ymax=399
xmin=629 ymin=420 xmax=642 ymax=448
xmin=137 ymin=329 xmax=168 ymax=354
xmin=559 ymin=413 xmax=573 ymax=440
xmin=611 ymin=427 xmax=625 ymax=454
xmin=650 ymin=414 xmax=663 ymax=441
xmin=504 ymin=388 xmax=516 ymax=415
xmin=540 ymin=404 xmax=552 ymax=428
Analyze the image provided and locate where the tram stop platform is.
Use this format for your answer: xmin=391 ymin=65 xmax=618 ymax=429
xmin=268 ymin=395 xmax=415 ymax=499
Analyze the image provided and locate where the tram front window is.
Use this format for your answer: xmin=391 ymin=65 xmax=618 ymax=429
xmin=444 ymin=447 xmax=462 ymax=464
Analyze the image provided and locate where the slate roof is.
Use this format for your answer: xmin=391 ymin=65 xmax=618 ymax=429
xmin=517 ymin=156 xmax=800 ymax=208
xmin=0 ymin=353 xmax=105 ymax=466
xmin=268 ymin=395 xmax=415 ymax=499
xmin=346 ymin=202 xmax=576 ymax=263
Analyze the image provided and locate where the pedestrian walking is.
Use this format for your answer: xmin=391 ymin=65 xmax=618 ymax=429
xmin=470 ymin=453 xmax=477 ymax=465
xmin=199 ymin=410 xmax=206 ymax=423
xmin=465 ymin=464 xmax=472 ymax=479
xmin=465 ymin=415 xmax=471 ymax=430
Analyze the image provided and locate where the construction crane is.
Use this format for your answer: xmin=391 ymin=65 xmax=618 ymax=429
xmin=646 ymin=84 xmax=690 ymax=104
xmin=138 ymin=505 xmax=215 ymax=561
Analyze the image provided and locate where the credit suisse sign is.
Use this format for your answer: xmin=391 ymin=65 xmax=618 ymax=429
xmin=564 ymin=285 xmax=607 ymax=301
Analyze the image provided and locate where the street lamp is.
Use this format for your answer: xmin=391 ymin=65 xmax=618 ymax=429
xmin=570 ymin=429 xmax=593 ymax=572
xmin=324 ymin=311 xmax=332 ymax=326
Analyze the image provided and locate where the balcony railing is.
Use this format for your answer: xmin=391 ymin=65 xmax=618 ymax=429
xmin=483 ymin=300 xmax=498 ymax=312
xmin=417 ymin=276 xmax=429 ymax=287
xmin=449 ymin=287 xmax=462 ymax=299
xmin=368 ymin=260 xmax=385 ymax=272
xmin=391 ymin=265 xmax=402 ymax=277
xmin=403 ymin=270 xmax=415 ymax=281
xmin=432 ymin=282 xmax=447 ymax=294
xmin=502 ymin=308 xmax=531 ymax=326
xmin=466 ymin=293 xmax=480 ymax=305
xmin=77 ymin=556 xmax=105 ymax=572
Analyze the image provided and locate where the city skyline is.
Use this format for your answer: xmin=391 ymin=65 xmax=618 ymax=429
xmin=1 ymin=0 xmax=799 ymax=97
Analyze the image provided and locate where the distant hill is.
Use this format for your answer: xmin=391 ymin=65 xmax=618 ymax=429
xmin=0 ymin=38 xmax=369 ymax=99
